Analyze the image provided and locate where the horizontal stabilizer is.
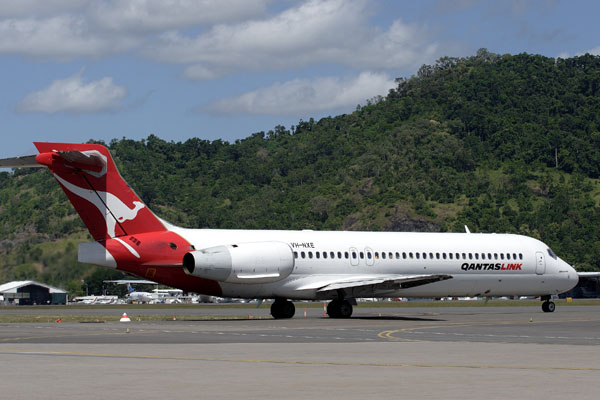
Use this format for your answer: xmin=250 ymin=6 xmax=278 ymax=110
xmin=0 ymin=154 xmax=43 ymax=168
xmin=59 ymin=150 xmax=105 ymax=172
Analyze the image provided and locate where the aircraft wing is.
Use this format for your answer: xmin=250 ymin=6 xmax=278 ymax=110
xmin=578 ymin=272 xmax=600 ymax=277
xmin=296 ymin=274 xmax=452 ymax=297
xmin=104 ymin=279 xmax=158 ymax=285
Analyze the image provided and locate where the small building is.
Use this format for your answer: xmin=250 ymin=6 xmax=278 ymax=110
xmin=0 ymin=281 xmax=67 ymax=305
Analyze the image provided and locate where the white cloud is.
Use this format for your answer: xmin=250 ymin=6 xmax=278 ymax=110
xmin=89 ymin=0 xmax=270 ymax=32
xmin=0 ymin=16 xmax=137 ymax=59
xmin=17 ymin=70 xmax=127 ymax=114
xmin=566 ymin=45 xmax=600 ymax=58
xmin=207 ymin=71 xmax=396 ymax=115
xmin=0 ymin=0 xmax=270 ymax=59
xmin=0 ymin=0 xmax=87 ymax=17
xmin=149 ymin=0 xmax=437 ymax=79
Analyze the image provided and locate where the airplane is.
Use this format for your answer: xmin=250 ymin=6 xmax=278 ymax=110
xmin=104 ymin=279 xmax=183 ymax=303
xmin=72 ymin=295 xmax=119 ymax=304
xmin=125 ymin=282 xmax=155 ymax=303
xmin=0 ymin=142 xmax=579 ymax=318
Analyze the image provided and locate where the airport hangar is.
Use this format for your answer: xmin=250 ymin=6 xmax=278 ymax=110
xmin=0 ymin=281 xmax=67 ymax=305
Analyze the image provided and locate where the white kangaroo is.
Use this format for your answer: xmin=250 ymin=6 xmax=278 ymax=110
xmin=54 ymin=174 xmax=145 ymax=237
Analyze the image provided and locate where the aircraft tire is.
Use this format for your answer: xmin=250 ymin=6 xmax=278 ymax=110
xmin=271 ymin=299 xmax=295 ymax=319
xmin=327 ymin=299 xmax=353 ymax=318
xmin=327 ymin=299 xmax=340 ymax=318
xmin=542 ymin=301 xmax=555 ymax=313
xmin=338 ymin=300 xmax=353 ymax=318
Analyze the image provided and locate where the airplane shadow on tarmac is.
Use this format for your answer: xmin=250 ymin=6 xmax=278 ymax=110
xmin=350 ymin=316 xmax=445 ymax=322
xmin=179 ymin=315 xmax=445 ymax=322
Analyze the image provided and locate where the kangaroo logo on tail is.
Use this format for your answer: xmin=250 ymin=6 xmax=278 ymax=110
xmin=54 ymin=174 xmax=145 ymax=238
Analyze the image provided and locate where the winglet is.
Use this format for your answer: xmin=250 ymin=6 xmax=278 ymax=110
xmin=465 ymin=225 xmax=471 ymax=234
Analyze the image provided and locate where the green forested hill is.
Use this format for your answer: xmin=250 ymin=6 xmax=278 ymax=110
xmin=1 ymin=50 xmax=599 ymax=294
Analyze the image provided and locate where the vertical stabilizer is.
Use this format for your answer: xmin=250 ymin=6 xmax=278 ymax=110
xmin=34 ymin=142 xmax=167 ymax=241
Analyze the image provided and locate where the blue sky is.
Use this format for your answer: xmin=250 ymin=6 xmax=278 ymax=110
xmin=1 ymin=0 xmax=599 ymax=157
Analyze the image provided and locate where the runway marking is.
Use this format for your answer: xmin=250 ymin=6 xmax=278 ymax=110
xmin=0 ymin=347 xmax=598 ymax=372
xmin=377 ymin=317 xmax=600 ymax=342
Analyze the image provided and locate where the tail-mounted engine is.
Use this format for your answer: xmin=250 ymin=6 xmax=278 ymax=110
xmin=182 ymin=241 xmax=294 ymax=284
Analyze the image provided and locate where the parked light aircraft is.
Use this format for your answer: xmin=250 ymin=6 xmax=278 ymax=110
xmin=0 ymin=143 xmax=579 ymax=318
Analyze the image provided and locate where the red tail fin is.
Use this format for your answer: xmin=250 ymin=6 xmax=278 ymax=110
xmin=34 ymin=142 xmax=166 ymax=241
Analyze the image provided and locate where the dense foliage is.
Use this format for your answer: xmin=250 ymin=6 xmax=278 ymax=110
xmin=1 ymin=50 xmax=599 ymax=294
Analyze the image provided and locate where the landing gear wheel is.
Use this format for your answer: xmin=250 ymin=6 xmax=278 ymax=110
xmin=271 ymin=299 xmax=295 ymax=319
xmin=327 ymin=299 xmax=353 ymax=318
xmin=542 ymin=301 xmax=555 ymax=313
xmin=327 ymin=300 xmax=340 ymax=318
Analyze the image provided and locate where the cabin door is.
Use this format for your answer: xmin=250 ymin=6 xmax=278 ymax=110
xmin=535 ymin=251 xmax=546 ymax=275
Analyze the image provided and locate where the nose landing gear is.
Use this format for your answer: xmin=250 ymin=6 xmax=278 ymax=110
xmin=541 ymin=295 xmax=556 ymax=313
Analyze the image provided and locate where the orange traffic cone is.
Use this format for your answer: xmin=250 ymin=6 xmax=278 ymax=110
xmin=120 ymin=312 xmax=131 ymax=322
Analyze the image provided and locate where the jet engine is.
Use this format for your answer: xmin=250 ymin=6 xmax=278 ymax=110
xmin=182 ymin=241 xmax=294 ymax=284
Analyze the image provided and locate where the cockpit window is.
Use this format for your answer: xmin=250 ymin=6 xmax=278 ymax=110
xmin=547 ymin=248 xmax=557 ymax=260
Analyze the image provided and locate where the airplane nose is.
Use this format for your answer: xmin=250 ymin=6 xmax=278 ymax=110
xmin=569 ymin=265 xmax=579 ymax=285
xmin=564 ymin=261 xmax=579 ymax=289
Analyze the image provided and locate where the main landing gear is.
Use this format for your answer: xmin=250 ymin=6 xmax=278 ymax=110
xmin=271 ymin=298 xmax=295 ymax=319
xmin=541 ymin=295 xmax=556 ymax=313
xmin=327 ymin=299 xmax=353 ymax=318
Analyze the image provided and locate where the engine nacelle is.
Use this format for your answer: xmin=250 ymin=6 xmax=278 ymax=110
xmin=182 ymin=241 xmax=295 ymax=284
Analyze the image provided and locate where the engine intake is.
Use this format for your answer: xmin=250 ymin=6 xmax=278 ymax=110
xmin=182 ymin=241 xmax=294 ymax=284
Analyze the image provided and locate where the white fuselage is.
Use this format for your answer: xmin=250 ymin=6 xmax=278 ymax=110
xmin=170 ymin=227 xmax=578 ymax=300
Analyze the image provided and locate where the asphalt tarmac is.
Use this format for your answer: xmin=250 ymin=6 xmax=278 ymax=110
xmin=1 ymin=304 xmax=599 ymax=399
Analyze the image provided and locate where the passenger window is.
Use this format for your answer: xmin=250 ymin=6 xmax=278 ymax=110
xmin=506 ymin=253 xmax=510 ymax=260
xmin=308 ymin=252 xmax=313 ymax=259
xmin=494 ymin=253 xmax=498 ymax=259
xmin=367 ymin=252 xmax=372 ymax=259
xmin=382 ymin=252 xmax=386 ymax=259
xmin=301 ymin=251 xmax=306 ymax=258
xmin=337 ymin=251 xmax=342 ymax=259
xmin=374 ymin=252 xmax=379 ymax=259
xmin=488 ymin=253 xmax=492 ymax=259
xmin=456 ymin=253 xmax=460 ymax=259
xmin=402 ymin=252 xmax=407 ymax=259
xmin=316 ymin=252 xmax=320 ymax=259
xmin=416 ymin=253 xmax=420 ymax=259
xmin=436 ymin=252 xmax=440 ymax=259
xmin=468 ymin=253 xmax=473 ymax=260
xmin=519 ymin=253 xmax=523 ymax=260
xmin=389 ymin=252 xmax=393 ymax=259
xmin=360 ymin=252 xmax=364 ymax=259
xmin=423 ymin=253 xmax=427 ymax=259
xmin=429 ymin=252 xmax=433 ymax=259
xmin=449 ymin=253 xmax=453 ymax=259
xmin=513 ymin=253 xmax=517 ymax=260
xmin=462 ymin=253 xmax=466 ymax=259
xmin=294 ymin=251 xmax=298 ymax=259
xmin=409 ymin=252 xmax=413 ymax=259
xmin=500 ymin=253 xmax=504 ymax=260
xmin=442 ymin=253 xmax=447 ymax=259
xmin=481 ymin=253 xmax=485 ymax=260
xmin=352 ymin=252 xmax=357 ymax=259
